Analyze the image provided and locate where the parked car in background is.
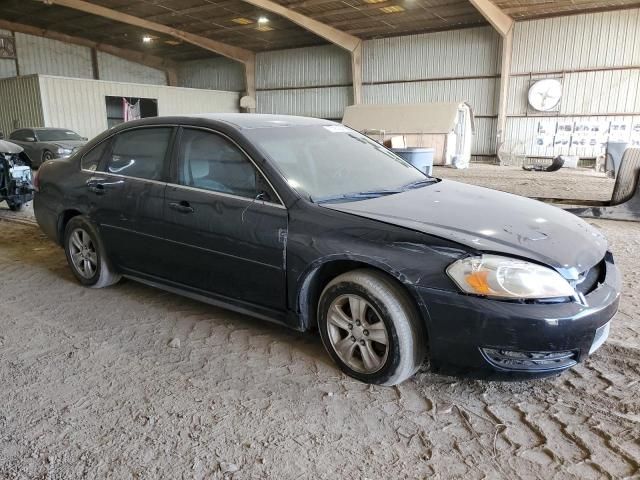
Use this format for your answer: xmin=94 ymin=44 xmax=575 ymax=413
xmin=0 ymin=139 xmax=33 ymax=211
xmin=9 ymin=128 xmax=87 ymax=168
xmin=34 ymin=114 xmax=620 ymax=385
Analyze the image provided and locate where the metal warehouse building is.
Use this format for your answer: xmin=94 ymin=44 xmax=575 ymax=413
xmin=0 ymin=1 xmax=639 ymax=479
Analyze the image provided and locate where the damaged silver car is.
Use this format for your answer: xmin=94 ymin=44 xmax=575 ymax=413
xmin=0 ymin=140 xmax=34 ymax=211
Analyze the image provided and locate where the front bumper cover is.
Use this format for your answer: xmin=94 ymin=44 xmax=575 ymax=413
xmin=417 ymin=253 xmax=621 ymax=378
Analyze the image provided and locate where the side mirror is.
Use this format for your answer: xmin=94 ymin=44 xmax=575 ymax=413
xmin=24 ymin=137 xmax=36 ymax=142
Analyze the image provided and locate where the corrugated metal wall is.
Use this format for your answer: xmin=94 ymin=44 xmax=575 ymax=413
xmin=15 ymin=32 xmax=94 ymax=79
xmin=37 ymin=75 xmax=240 ymax=140
xmin=96 ymin=52 xmax=167 ymax=86
xmin=506 ymin=9 xmax=640 ymax=158
xmin=255 ymin=45 xmax=351 ymax=119
xmin=0 ymin=76 xmax=44 ymax=137
xmin=363 ymin=26 xmax=501 ymax=156
xmin=178 ymin=57 xmax=245 ymax=92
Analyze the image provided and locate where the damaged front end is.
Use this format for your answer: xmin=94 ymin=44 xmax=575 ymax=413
xmin=0 ymin=140 xmax=34 ymax=211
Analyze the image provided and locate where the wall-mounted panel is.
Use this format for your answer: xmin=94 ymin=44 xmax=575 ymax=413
xmin=257 ymin=86 xmax=351 ymax=120
xmin=37 ymin=76 xmax=240 ymax=140
xmin=15 ymin=33 xmax=93 ymax=79
xmin=97 ymin=52 xmax=166 ymax=86
xmin=0 ymin=75 xmax=44 ymax=137
xmin=178 ymin=57 xmax=245 ymax=92
xmin=512 ymin=10 xmax=640 ymax=74
xmin=363 ymin=27 xmax=501 ymax=83
xmin=363 ymin=77 xmax=499 ymax=116
xmin=257 ymin=45 xmax=351 ymax=89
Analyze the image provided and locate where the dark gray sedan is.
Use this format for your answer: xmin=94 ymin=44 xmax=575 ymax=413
xmin=33 ymin=114 xmax=620 ymax=385
xmin=9 ymin=128 xmax=87 ymax=168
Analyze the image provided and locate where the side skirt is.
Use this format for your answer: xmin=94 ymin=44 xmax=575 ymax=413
xmin=122 ymin=273 xmax=303 ymax=332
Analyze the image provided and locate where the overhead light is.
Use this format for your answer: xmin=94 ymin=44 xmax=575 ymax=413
xmin=142 ymin=35 xmax=153 ymax=43
xmin=379 ymin=5 xmax=405 ymax=13
xmin=258 ymin=16 xmax=269 ymax=24
xmin=232 ymin=17 xmax=254 ymax=25
xmin=256 ymin=25 xmax=274 ymax=32
xmin=165 ymin=39 xmax=181 ymax=46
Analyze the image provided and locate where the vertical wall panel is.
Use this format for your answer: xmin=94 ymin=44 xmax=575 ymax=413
xmin=38 ymin=76 xmax=240 ymax=140
xmin=257 ymin=45 xmax=350 ymax=89
xmin=0 ymin=60 xmax=17 ymax=80
xmin=15 ymin=33 xmax=93 ymax=79
xmin=0 ymin=76 xmax=44 ymax=137
xmin=97 ymin=52 xmax=167 ymax=86
xmin=178 ymin=57 xmax=245 ymax=92
xmin=363 ymin=26 xmax=501 ymax=83
xmin=256 ymin=86 xmax=352 ymax=120
xmin=511 ymin=10 xmax=640 ymax=74
xmin=363 ymin=78 xmax=499 ymax=116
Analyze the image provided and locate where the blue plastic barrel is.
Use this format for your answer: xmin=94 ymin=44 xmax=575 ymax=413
xmin=391 ymin=148 xmax=435 ymax=176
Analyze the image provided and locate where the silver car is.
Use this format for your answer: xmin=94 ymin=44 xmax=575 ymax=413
xmin=9 ymin=128 xmax=87 ymax=168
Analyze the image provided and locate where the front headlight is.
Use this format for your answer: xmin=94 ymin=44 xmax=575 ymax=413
xmin=447 ymin=254 xmax=575 ymax=299
xmin=57 ymin=147 xmax=73 ymax=156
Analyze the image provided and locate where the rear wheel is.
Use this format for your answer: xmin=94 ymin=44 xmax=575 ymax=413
xmin=318 ymin=269 xmax=426 ymax=386
xmin=64 ymin=216 xmax=121 ymax=288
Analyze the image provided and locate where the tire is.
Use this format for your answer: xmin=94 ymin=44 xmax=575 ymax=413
xmin=42 ymin=150 xmax=54 ymax=165
xmin=64 ymin=215 xmax=121 ymax=288
xmin=8 ymin=201 xmax=23 ymax=212
xmin=318 ymin=269 xmax=426 ymax=386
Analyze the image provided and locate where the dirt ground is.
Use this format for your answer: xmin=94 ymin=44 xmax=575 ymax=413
xmin=433 ymin=164 xmax=615 ymax=201
xmin=0 ymin=168 xmax=639 ymax=479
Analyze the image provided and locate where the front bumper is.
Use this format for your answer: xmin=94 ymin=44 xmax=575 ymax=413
xmin=418 ymin=253 xmax=621 ymax=378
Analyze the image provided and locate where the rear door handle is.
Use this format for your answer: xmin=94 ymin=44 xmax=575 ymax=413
xmin=169 ymin=201 xmax=195 ymax=214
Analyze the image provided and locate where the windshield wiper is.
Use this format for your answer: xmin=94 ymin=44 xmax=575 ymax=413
xmin=316 ymin=189 xmax=403 ymax=204
xmin=402 ymin=178 xmax=439 ymax=190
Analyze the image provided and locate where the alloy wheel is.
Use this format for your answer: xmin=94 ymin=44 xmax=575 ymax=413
xmin=68 ymin=228 xmax=98 ymax=279
xmin=326 ymin=294 xmax=389 ymax=374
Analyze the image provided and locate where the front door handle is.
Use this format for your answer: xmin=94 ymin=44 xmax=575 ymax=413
xmin=169 ymin=201 xmax=195 ymax=214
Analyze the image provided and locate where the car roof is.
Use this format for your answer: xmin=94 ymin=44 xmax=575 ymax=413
xmin=118 ymin=114 xmax=338 ymax=131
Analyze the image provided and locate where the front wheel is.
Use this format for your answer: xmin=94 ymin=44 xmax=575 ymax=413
xmin=64 ymin=216 xmax=121 ymax=288
xmin=7 ymin=201 xmax=23 ymax=212
xmin=42 ymin=150 xmax=54 ymax=164
xmin=318 ymin=269 xmax=426 ymax=386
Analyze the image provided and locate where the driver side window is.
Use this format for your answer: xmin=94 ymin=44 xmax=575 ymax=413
xmin=177 ymin=128 xmax=275 ymax=201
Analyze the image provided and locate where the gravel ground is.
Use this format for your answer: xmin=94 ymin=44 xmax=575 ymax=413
xmin=0 ymin=171 xmax=639 ymax=479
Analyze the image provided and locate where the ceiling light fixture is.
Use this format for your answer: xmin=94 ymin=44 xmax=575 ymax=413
xmin=258 ymin=16 xmax=269 ymax=24
xmin=142 ymin=35 xmax=153 ymax=43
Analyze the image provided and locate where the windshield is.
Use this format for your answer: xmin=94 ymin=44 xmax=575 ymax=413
xmin=245 ymin=125 xmax=427 ymax=202
xmin=36 ymin=129 xmax=84 ymax=142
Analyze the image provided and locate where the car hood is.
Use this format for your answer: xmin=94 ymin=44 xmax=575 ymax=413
xmin=51 ymin=140 xmax=87 ymax=149
xmin=0 ymin=139 xmax=24 ymax=154
xmin=323 ymin=180 xmax=607 ymax=279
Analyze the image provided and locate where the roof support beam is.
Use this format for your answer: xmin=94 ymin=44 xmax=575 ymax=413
xmin=36 ymin=0 xmax=256 ymax=98
xmin=468 ymin=0 xmax=513 ymax=37
xmin=469 ymin=0 xmax=514 ymax=147
xmin=0 ymin=19 xmax=179 ymax=84
xmin=241 ymin=0 xmax=363 ymax=104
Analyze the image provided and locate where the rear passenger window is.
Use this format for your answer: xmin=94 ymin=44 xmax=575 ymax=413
xmin=107 ymin=127 xmax=172 ymax=180
xmin=177 ymin=129 xmax=258 ymax=199
xmin=81 ymin=140 xmax=109 ymax=172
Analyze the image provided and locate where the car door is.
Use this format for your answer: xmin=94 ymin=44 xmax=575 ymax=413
xmin=162 ymin=127 xmax=288 ymax=311
xmin=85 ymin=126 xmax=175 ymax=278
